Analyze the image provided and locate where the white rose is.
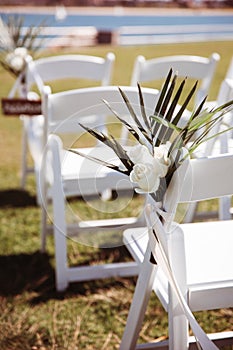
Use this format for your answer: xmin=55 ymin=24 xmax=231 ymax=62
xmin=130 ymin=163 xmax=161 ymax=193
xmin=129 ymin=142 xmax=171 ymax=194
xmin=9 ymin=55 xmax=25 ymax=72
xmin=153 ymin=141 xmax=171 ymax=177
xmin=6 ymin=47 xmax=28 ymax=72
xmin=127 ymin=144 xmax=154 ymax=164
xmin=14 ymin=47 xmax=28 ymax=58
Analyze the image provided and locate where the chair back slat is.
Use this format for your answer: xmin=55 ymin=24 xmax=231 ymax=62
xmin=46 ymin=85 xmax=160 ymax=135
xmin=180 ymin=154 xmax=233 ymax=203
xmin=131 ymin=53 xmax=220 ymax=106
xmin=26 ymin=53 xmax=115 ymax=90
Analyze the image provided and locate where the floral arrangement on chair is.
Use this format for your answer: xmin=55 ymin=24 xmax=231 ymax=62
xmin=0 ymin=15 xmax=45 ymax=78
xmin=70 ymin=69 xmax=233 ymax=203
xmin=70 ymin=69 xmax=233 ymax=350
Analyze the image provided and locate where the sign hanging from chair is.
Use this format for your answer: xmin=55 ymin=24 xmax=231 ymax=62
xmin=1 ymin=98 xmax=42 ymax=116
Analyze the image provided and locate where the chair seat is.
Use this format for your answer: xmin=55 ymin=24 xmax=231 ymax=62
xmin=123 ymin=219 xmax=233 ymax=312
xmin=59 ymin=146 xmax=133 ymax=197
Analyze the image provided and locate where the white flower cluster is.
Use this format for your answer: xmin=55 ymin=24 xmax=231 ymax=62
xmin=127 ymin=142 xmax=171 ymax=194
xmin=5 ymin=47 xmax=28 ymax=73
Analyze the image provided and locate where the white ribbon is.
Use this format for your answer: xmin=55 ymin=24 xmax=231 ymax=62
xmin=146 ymin=204 xmax=219 ymax=350
xmin=147 ymin=198 xmax=175 ymax=228
xmin=7 ymin=71 xmax=24 ymax=98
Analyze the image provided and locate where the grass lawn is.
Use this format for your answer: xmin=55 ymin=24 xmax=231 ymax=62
xmin=0 ymin=40 xmax=233 ymax=349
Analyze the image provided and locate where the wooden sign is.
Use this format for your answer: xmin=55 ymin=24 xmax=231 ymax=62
xmin=1 ymin=98 xmax=42 ymax=116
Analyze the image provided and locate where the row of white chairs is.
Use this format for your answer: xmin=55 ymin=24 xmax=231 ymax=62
xmin=12 ymin=51 xmax=232 ymax=273
xmin=20 ymin=51 xmax=220 ymax=195
xmin=9 ymin=51 xmax=233 ymax=349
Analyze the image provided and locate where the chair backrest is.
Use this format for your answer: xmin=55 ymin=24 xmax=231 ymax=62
xmin=41 ymin=85 xmax=160 ymax=203
xmin=130 ymin=53 xmax=220 ymax=106
xmin=180 ymin=153 xmax=233 ymax=203
xmin=44 ymin=85 xmax=160 ymax=142
xmin=26 ymin=53 xmax=115 ymax=93
xmin=23 ymin=54 xmax=115 ymax=166
xmin=162 ymin=152 xmax=233 ymax=215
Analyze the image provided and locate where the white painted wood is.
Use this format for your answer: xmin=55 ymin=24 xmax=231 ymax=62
xmin=130 ymin=53 xmax=220 ymax=107
xmin=121 ymin=153 xmax=233 ymax=349
xmin=184 ymin=69 xmax=233 ymax=222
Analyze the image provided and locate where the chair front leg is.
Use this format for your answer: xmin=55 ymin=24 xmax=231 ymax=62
xmin=120 ymin=244 xmax=158 ymax=350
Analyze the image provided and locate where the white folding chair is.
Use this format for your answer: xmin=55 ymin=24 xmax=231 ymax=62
xmin=120 ymin=153 xmax=233 ymax=350
xmin=41 ymin=85 xmax=161 ymax=290
xmin=130 ymin=53 xmax=220 ymax=108
xmin=123 ymin=53 xmax=220 ymax=144
xmin=20 ymin=53 xmax=115 ymax=189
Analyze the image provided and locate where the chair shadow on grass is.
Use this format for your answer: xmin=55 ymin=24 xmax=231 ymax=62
xmin=0 ymin=189 xmax=37 ymax=208
xmin=0 ymin=251 xmax=56 ymax=299
xmin=0 ymin=247 xmax=135 ymax=304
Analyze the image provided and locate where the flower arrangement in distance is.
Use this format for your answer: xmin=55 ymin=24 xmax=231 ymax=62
xmin=70 ymin=69 xmax=233 ymax=204
xmin=0 ymin=15 xmax=45 ymax=77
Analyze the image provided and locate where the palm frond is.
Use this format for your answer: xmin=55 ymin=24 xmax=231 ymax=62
xmin=137 ymin=83 xmax=151 ymax=130
xmin=153 ymin=68 xmax=173 ymax=116
xmin=109 ymin=135 xmax=134 ymax=172
xmin=157 ymin=77 xmax=186 ymax=144
xmin=79 ymin=123 xmax=108 ymax=144
xmin=118 ymin=86 xmax=152 ymax=143
xmin=79 ymin=123 xmax=134 ymax=173
xmin=102 ymin=98 xmax=151 ymax=145
xmin=188 ymin=126 xmax=233 ymax=155
xmin=151 ymin=115 xmax=181 ymax=133
xmin=69 ymin=149 xmax=130 ymax=175
xmin=153 ymin=73 xmax=177 ymax=146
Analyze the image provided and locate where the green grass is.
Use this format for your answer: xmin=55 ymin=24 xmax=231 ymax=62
xmin=1 ymin=41 xmax=233 ymax=349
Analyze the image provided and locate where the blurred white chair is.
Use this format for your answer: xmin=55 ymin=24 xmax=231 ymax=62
xmin=41 ymin=85 xmax=161 ymax=290
xmin=123 ymin=53 xmax=220 ymax=144
xmin=225 ymin=56 xmax=233 ymax=81
xmin=20 ymin=53 xmax=115 ymax=189
xmin=120 ymin=152 xmax=233 ymax=350
xmin=130 ymin=53 xmax=220 ymax=108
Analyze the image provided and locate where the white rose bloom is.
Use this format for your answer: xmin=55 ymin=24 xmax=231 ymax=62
xmin=9 ymin=55 xmax=25 ymax=72
xmin=129 ymin=142 xmax=171 ymax=194
xmin=127 ymin=144 xmax=154 ymax=164
xmin=14 ymin=47 xmax=28 ymax=58
xmin=153 ymin=141 xmax=171 ymax=177
xmin=130 ymin=163 xmax=161 ymax=193
xmin=6 ymin=47 xmax=28 ymax=72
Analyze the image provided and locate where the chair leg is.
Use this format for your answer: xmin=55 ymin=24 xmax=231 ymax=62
xmin=40 ymin=205 xmax=47 ymax=253
xmin=20 ymin=126 xmax=28 ymax=189
xmin=120 ymin=244 xmax=158 ymax=350
xmin=183 ymin=202 xmax=197 ymax=223
xmin=40 ymin=175 xmax=48 ymax=253
xmin=53 ymin=192 xmax=69 ymax=292
xmin=219 ymin=196 xmax=232 ymax=220
xmin=168 ymin=286 xmax=189 ymax=350
xmin=167 ymin=226 xmax=189 ymax=350
xmin=54 ymin=226 xmax=69 ymax=292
